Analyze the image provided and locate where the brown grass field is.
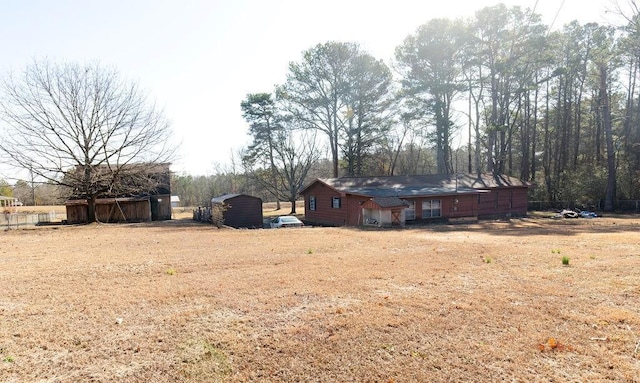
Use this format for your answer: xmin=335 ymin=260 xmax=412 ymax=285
xmin=1 ymin=207 xmax=640 ymax=382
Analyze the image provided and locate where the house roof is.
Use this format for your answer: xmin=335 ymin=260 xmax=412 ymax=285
xmin=300 ymin=173 xmax=531 ymax=198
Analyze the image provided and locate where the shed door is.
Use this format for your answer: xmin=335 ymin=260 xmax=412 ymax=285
xmin=391 ymin=209 xmax=402 ymax=226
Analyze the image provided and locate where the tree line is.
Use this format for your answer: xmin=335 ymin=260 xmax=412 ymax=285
xmin=3 ymin=3 xmax=640 ymax=215
xmin=234 ymin=3 xmax=640 ymax=212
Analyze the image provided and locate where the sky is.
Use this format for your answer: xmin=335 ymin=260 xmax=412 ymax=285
xmin=0 ymin=0 xmax=618 ymax=177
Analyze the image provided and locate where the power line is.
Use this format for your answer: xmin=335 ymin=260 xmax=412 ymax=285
xmin=549 ymin=0 xmax=567 ymax=31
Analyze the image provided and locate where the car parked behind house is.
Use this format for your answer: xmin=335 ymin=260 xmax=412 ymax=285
xmin=270 ymin=216 xmax=304 ymax=228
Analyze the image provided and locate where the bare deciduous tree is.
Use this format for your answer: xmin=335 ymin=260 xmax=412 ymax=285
xmin=0 ymin=59 xmax=176 ymax=222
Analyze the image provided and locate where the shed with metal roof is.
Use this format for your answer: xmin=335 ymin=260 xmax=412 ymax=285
xmin=211 ymin=194 xmax=263 ymax=229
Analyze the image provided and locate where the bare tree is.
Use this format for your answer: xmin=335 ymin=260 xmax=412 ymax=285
xmin=0 ymin=59 xmax=176 ymax=222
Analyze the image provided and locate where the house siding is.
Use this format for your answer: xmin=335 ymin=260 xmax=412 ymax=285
xmin=300 ymin=174 xmax=531 ymax=227
xmin=304 ymin=183 xmax=349 ymax=226
xmin=345 ymin=195 xmax=370 ymax=226
xmin=401 ymin=195 xmax=478 ymax=221
xmin=477 ymin=187 xmax=528 ymax=217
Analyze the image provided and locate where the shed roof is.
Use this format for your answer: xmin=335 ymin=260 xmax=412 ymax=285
xmin=363 ymin=197 xmax=409 ymax=209
xmin=211 ymin=193 xmax=262 ymax=204
xmin=65 ymin=196 xmax=151 ymax=206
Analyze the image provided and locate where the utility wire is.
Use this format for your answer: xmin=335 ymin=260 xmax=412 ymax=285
xmin=548 ymin=0 xmax=566 ymax=32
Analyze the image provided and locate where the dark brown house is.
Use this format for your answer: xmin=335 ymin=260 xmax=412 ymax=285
xmin=299 ymin=173 xmax=532 ymax=227
xmin=211 ymin=194 xmax=263 ymax=229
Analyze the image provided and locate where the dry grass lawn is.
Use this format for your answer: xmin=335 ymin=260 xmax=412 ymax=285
xmin=1 ymin=211 xmax=639 ymax=382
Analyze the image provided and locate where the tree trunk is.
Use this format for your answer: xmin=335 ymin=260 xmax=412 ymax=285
xmin=601 ymin=65 xmax=616 ymax=212
xmin=289 ymin=197 xmax=297 ymax=215
xmin=88 ymin=195 xmax=97 ymax=223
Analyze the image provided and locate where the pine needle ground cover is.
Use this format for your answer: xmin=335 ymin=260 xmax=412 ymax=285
xmin=1 ymin=216 xmax=639 ymax=382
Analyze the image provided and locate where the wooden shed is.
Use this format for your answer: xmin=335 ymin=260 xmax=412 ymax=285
xmin=63 ymin=162 xmax=173 ymax=224
xmin=362 ymin=197 xmax=409 ymax=227
xmin=211 ymin=194 xmax=263 ymax=229
xmin=65 ymin=197 xmax=156 ymax=223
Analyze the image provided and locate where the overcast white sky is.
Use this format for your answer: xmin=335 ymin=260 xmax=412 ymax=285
xmin=0 ymin=0 xmax=616 ymax=177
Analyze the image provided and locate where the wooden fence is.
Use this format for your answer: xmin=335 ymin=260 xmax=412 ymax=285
xmin=192 ymin=205 xmax=226 ymax=227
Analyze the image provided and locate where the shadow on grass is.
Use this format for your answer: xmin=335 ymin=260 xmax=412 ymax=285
xmin=35 ymin=213 xmax=639 ymax=238
xmin=338 ymin=214 xmax=640 ymax=237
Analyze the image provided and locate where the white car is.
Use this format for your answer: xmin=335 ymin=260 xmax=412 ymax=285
xmin=270 ymin=216 xmax=304 ymax=228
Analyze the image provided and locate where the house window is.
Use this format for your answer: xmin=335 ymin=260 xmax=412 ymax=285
xmin=309 ymin=196 xmax=316 ymax=211
xmin=422 ymin=199 xmax=442 ymax=218
xmin=332 ymin=196 xmax=341 ymax=208
xmin=404 ymin=200 xmax=415 ymax=220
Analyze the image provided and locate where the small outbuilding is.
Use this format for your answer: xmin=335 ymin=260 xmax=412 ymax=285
xmin=65 ymin=196 xmax=171 ymax=223
xmin=361 ymin=197 xmax=410 ymax=227
xmin=64 ymin=163 xmax=173 ymax=224
xmin=211 ymin=193 xmax=263 ymax=229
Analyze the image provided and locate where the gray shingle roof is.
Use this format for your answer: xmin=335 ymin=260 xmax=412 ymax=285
xmin=308 ymin=173 xmax=530 ymax=198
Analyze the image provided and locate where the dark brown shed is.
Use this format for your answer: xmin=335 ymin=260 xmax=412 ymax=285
xmin=211 ymin=194 xmax=263 ymax=229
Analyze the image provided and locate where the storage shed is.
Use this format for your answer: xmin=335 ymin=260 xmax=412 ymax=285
xmin=63 ymin=163 xmax=173 ymax=224
xmin=66 ymin=197 xmax=158 ymax=223
xmin=211 ymin=194 xmax=263 ymax=229
xmin=362 ymin=197 xmax=409 ymax=227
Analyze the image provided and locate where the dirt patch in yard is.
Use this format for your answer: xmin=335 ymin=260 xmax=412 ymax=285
xmin=1 ymin=215 xmax=639 ymax=382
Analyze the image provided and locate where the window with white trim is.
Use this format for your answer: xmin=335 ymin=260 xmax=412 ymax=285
xmin=422 ymin=199 xmax=442 ymax=218
xmin=309 ymin=196 xmax=316 ymax=211
xmin=332 ymin=196 xmax=341 ymax=208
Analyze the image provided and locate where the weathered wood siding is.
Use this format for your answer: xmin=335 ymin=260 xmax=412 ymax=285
xmin=65 ymin=198 xmax=154 ymax=223
xmin=151 ymin=195 xmax=172 ymax=221
xmin=218 ymin=195 xmax=263 ymax=228
xmin=65 ymin=201 xmax=89 ymax=224
xmin=95 ymin=199 xmax=151 ymax=223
